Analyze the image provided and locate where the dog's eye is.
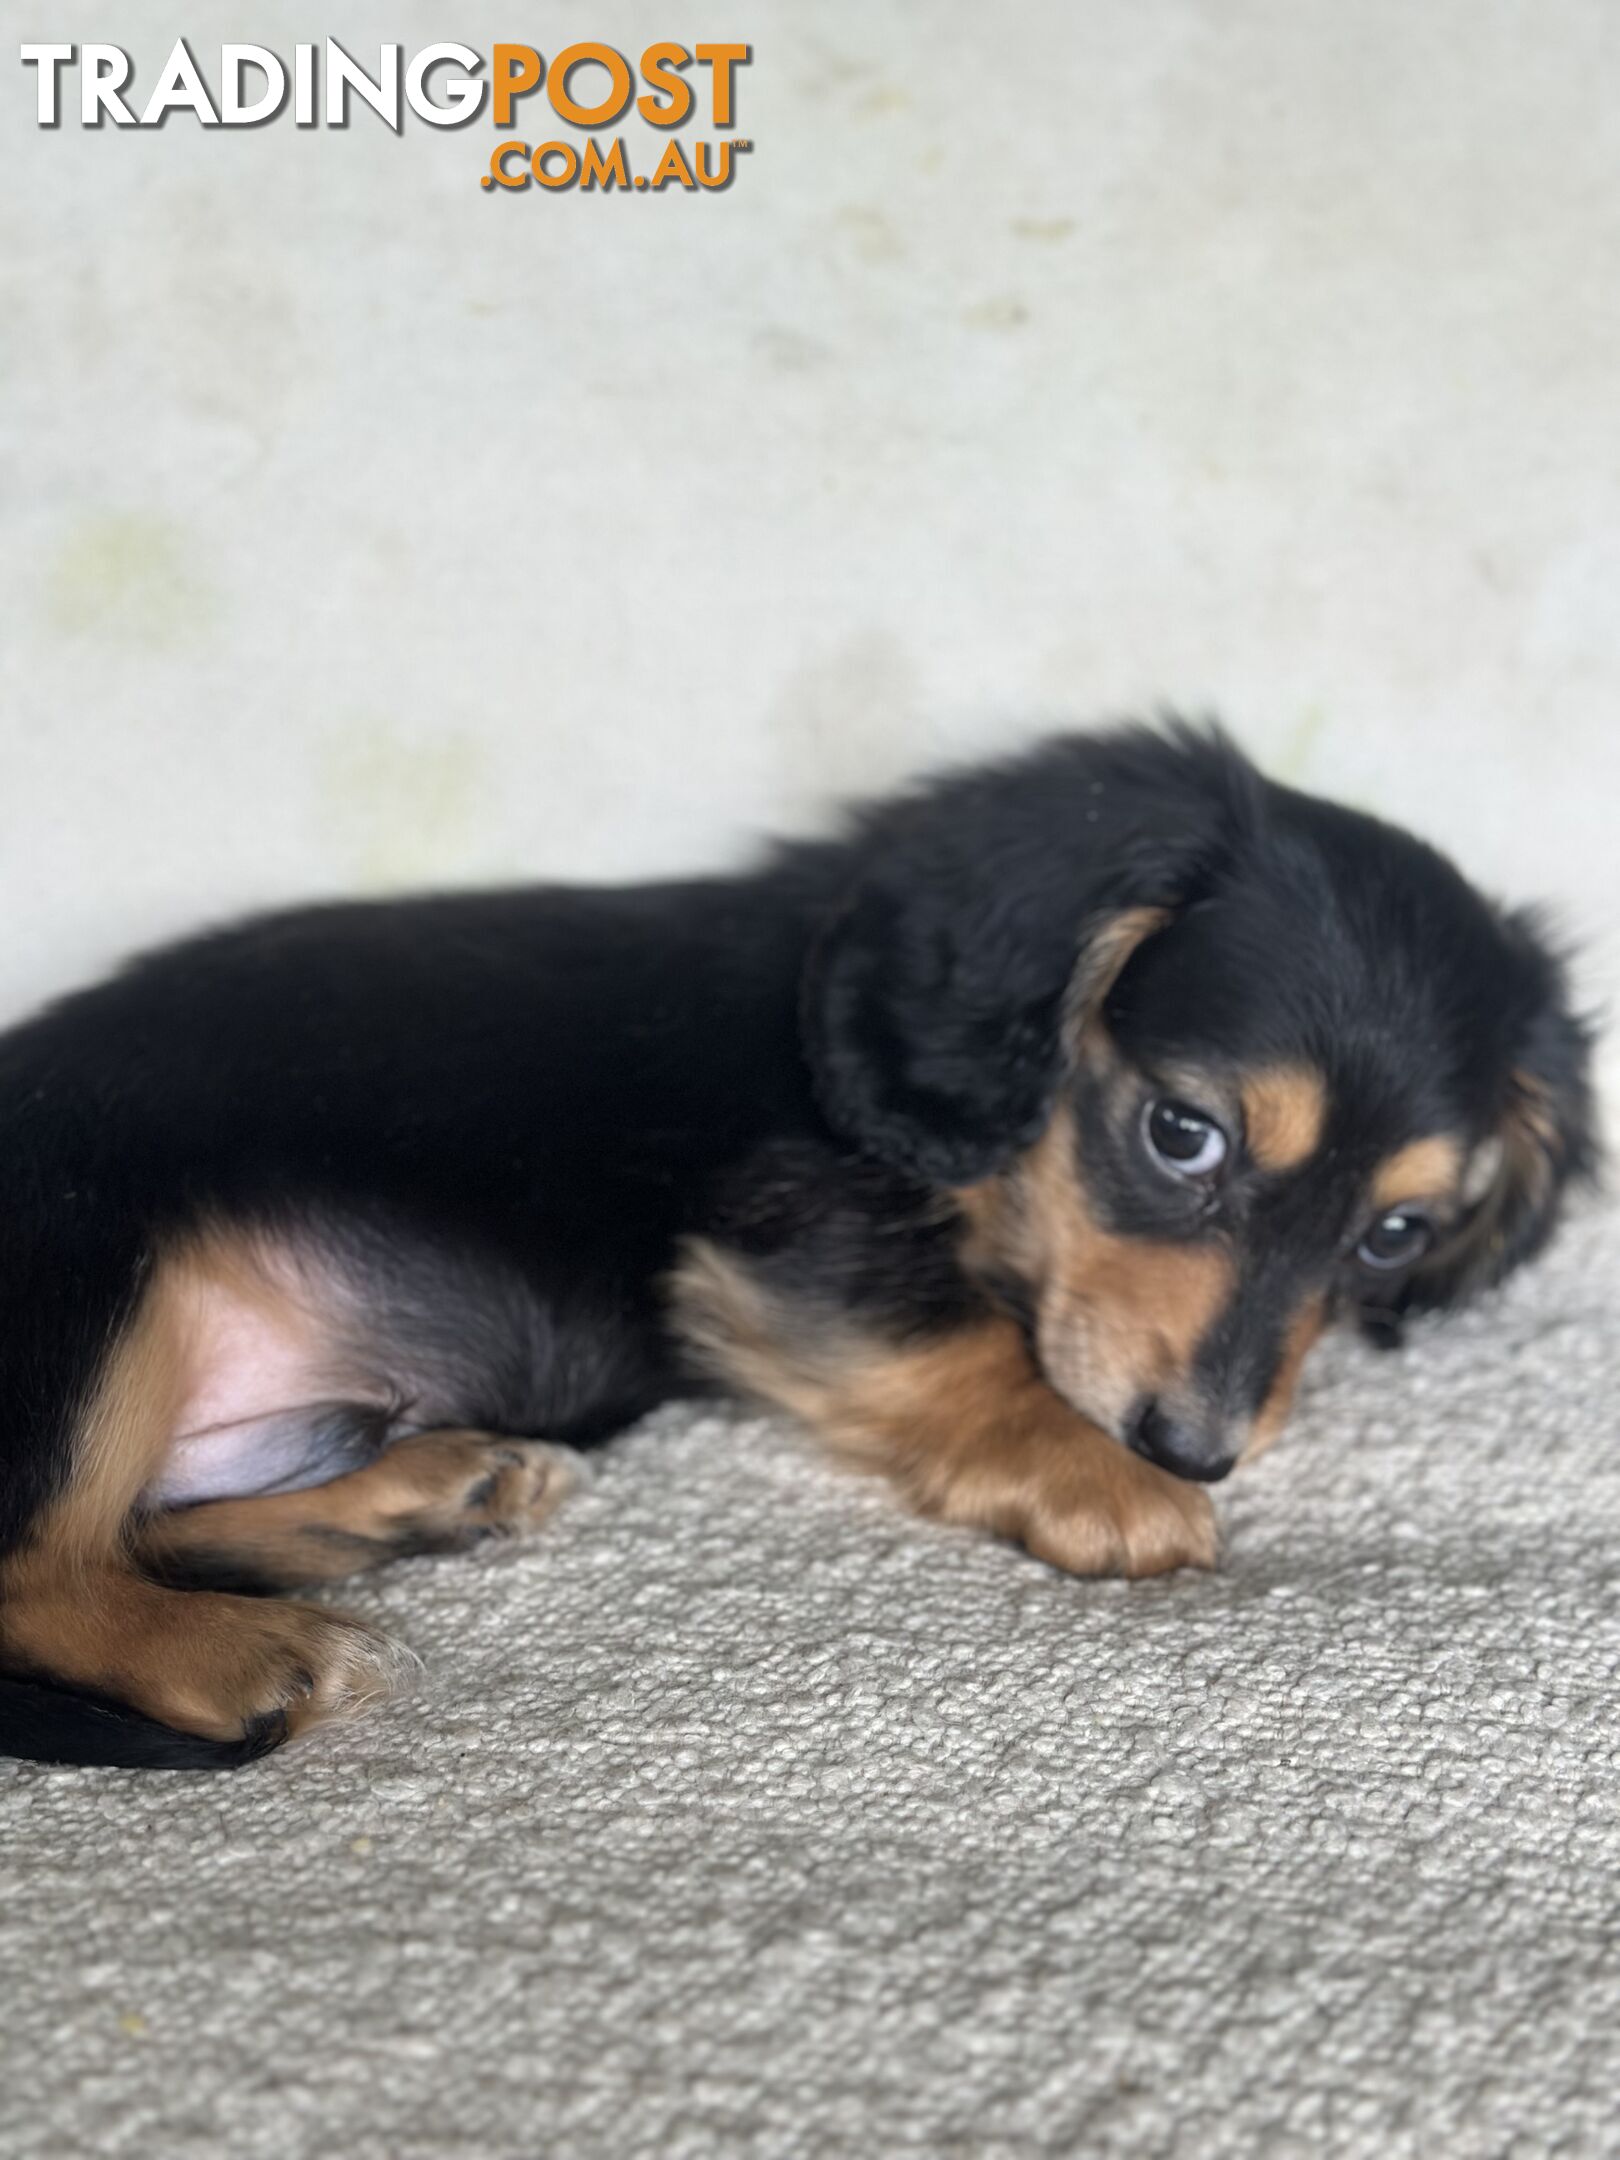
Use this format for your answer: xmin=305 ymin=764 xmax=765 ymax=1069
xmin=1144 ymin=1099 xmax=1228 ymax=1180
xmin=1356 ymin=1210 xmax=1433 ymax=1271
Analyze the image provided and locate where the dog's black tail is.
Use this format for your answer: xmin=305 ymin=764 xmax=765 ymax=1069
xmin=0 ymin=1674 xmax=280 ymax=1770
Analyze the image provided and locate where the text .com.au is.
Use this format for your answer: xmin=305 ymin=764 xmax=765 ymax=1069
xmin=18 ymin=39 xmax=754 ymax=192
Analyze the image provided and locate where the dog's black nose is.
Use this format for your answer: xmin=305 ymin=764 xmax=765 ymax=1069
xmin=1126 ymin=1401 xmax=1236 ymax=1484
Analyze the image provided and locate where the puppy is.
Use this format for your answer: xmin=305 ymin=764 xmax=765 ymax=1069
xmin=0 ymin=724 xmax=1595 ymax=1768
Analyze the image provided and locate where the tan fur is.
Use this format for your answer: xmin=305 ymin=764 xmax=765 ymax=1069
xmin=669 ymin=1240 xmax=865 ymax=1432
xmin=854 ymin=1325 xmax=1215 ymax=1575
xmin=1504 ymin=1069 xmax=1563 ymax=1199
xmin=1372 ymin=1136 xmax=1465 ymax=1210
xmin=136 ymin=1431 xmax=578 ymax=1590
xmin=673 ymin=1254 xmax=1215 ymax=1577
xmin=1007 ymin=1109 xmax=1234 ymax=1439
xmin=969 ymin=913 xmax=1241 ymax=1441
xmin=1419 ymin=1076 xmax=1561 ymax=1284
xmin=176 ymin=1221 xmax=320 ymax=1339
xmin=0 ymin=1230 xmax=421 ymax=1742
xmin=39 ymin=1269 xmax=193 ymax=1573
xmin=1061 ymin=906 xmax=1170 ymax=1037
xmin=6 ymin=1225 xmax=309 ymax=1584
xmin=1242 ymin=1065 xmax=1328 ymax=1173
xmin=0 ymin=1570 xmax=414 ymax=1742
xmin=1242 ymin=1298 xmax=1328 ymax=1462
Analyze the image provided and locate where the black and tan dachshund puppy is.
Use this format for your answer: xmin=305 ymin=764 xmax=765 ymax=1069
xmin=0 ymin=725 xmax=1596 ymax=1767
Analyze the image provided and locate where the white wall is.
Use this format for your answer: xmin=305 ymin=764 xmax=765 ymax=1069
xmin=4 ymin=2 xmax=1617 ymax=1091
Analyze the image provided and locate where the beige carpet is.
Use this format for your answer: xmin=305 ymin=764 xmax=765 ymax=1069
xmin=3 ymin=1202 xmax=1617 ymax=2158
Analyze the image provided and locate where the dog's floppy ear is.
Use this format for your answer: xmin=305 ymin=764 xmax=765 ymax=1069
xmin=802 ymin=724 xmax=1250 ymax=1184
xmin=1400 ymin=918 xmax=1598 ymax=1315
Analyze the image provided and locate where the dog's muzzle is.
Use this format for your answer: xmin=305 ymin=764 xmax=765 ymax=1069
xmin=1125 ymin=1400 xmax=1237 ymax=1483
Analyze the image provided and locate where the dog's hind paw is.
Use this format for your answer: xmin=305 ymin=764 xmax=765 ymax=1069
xmin=370 ymin=1431 xmax=585 ymax=1556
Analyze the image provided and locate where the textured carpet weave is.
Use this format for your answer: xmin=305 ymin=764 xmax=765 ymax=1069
xmin=3 ymin=1205 xmax=1617 ymax=2158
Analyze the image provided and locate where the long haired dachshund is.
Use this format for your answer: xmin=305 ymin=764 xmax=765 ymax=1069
xmin=0 ymin=725 xmax=1596 ymax=1768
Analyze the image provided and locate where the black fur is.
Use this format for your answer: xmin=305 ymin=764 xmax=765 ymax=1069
xmin=0 ymin=1674 xmax=284 ymax=1770
xmin=0 ymin=723 xmax=1597 ymax=1766
xmin=804 ymin=725 xmax=1254 ymax=1184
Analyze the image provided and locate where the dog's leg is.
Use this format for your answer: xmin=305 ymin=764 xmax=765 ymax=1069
xmin=0 ymin=1252 xmax=416 ymax=1753
xmin=135 ymin=1431 xmax=580 ymax=1593
xmin=674 ymin=1245 xmax=1216 ymax=1577
xmin=0 ymin=1567 xmax=418 ymax=1751
xmin=854 ymin=1335 xmax=1219 ymax=1576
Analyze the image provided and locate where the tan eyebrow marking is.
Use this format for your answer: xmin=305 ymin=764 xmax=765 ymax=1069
xmin=1371 ymin=1136 xmax=1466 ymax=1210
xmin=1242 ymin=1065 xmax=1328 ymax=1173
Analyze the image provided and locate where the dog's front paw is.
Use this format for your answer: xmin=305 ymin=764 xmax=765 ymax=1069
xmin=1022 ymin=1453 xmax=1218 ymax=1578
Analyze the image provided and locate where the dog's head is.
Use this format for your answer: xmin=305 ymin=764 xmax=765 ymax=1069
xmin=806 ymin=724 xmax=1597 ymax=1481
